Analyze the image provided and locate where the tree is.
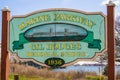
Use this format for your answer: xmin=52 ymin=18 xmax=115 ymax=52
xmin=115 ymin=14 xmax=120 ymax=59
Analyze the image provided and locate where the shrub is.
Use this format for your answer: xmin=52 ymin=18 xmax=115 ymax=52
xmin=103 ymin=65 xmax=108 ymax=76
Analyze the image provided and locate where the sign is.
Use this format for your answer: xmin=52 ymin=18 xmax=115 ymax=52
xmin=9 ymin=9 xmax=106 ymax=67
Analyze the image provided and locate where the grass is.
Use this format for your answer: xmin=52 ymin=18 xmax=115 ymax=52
xmin=9 ymin=75 xmax=59 ymax=80
xmin=85 ymin=75 xmax=108 ymax=80
xmin=9 ymin=75 xmax=108 ymax=80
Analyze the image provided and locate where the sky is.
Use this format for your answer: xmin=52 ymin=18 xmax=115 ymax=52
xmin=0 ymin=0 xmax=120 ymax=41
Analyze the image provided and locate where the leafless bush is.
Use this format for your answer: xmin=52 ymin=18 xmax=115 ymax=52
xmin=9 ymin=64 xmax=98 ymax=80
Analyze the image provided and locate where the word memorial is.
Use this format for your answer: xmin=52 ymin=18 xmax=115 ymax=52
xmin=9 ymin=9 xmax=106 ymax=67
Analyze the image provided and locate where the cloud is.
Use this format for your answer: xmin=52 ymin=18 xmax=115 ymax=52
xmin=101 ymin=0 xmax=120 ymax=6
xmin=115 ymin=10 xmax=120 ymax=18
xmin=101 ymin=0 xmax=109 ymax=5
xmin=114 ymin=0 xmax=120 ymax=5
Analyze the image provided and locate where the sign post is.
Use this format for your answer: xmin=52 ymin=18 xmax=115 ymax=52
xmin=1 ymin=7 xmax=10 ymax=80
xmin=107 ymin=1 xmax=115 ymax=80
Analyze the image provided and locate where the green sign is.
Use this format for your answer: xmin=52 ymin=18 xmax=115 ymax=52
xmin=9 ymin=9 xmax=106 ymax=67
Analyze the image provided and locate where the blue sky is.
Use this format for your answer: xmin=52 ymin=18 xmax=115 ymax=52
xmin=0 ymin=0 xmax=120 ymax=41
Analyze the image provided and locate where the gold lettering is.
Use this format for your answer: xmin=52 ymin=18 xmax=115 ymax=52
xmin=89 ymin=21 xmax=95 ymax=28
xmin=39 ymin=16 xmax=45 ymax=22
xmin=64 ymin=14 xmax=71 ymax=21
xmin=48 ymin=60 xmax=51 ymax=65
xmin=18 ymin=22 xmax=25 ymax=30
xmin=65 ymin=52 xmax=69 ymax=57
xmin=77 ymin=52 xmax=81 ymax=56
xmin=26 ymin=20 xmax=31 ymax=27
xmin=26 ymin=52 xmax=31 ymax=57
xmin=68 ymin=43 xmax=74 ymax=50
xmin=30 ymin=18 xmax=36 ymax=24
xmin=46 ymin=44 xmax=54 ymax=50
xmin=81 ymin=52 xmax=85 ymax=57
xmin=54 ymin=14 xmax=64 ymax=21
xmin=30 ymin=44 xmax=44 ymax=50
xmin=45 ymin=52 xmax=49 ymax=57
xmin=55 ymin=44 xmax=60 ymax=50
xmin=61 ymin=52 xmax=64 ymax=57
xmin=79 ymin=16 xmax=82 ymax=23
xmin=58 ymin=60 xmax=62 ymax=65
xmin=71 ymin=16 xmax=77 ymax=22
xmin=61 ymin=44 xmax=66 ymax=49
xmin=71 ymin=52 xmax=75 ymax=56
xmin=45 ymin=15 xmax=51 ymax=21
xmin=35 ymin=17 xmax=39 ymax=22
xmin=76 ymin=43 xmax=81 ymax=50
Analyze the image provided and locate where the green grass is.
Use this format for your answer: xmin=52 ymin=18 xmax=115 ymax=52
xmin=9 ymin=75 xmax=59 ymax=80
xmin=85 ymin=75 xmax=108 ymax=80
xmin=9 ymin=75 xmax=108 ymax=80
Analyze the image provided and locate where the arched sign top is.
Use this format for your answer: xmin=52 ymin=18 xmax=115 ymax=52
xmin=9 ymin=8 xmax=106 ymax=67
